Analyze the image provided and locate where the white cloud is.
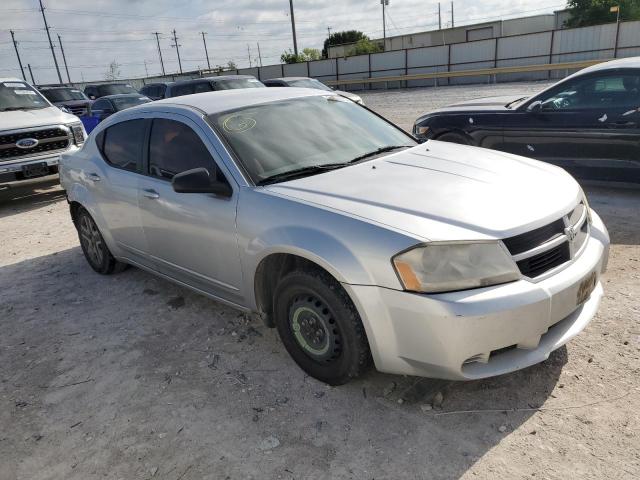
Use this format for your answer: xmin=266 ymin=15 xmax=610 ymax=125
xmin=0 ymin=0 xmax=565 ymax=84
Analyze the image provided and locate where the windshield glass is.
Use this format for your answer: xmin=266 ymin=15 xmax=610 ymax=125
xmin=0 ymin=81 xmax=49 ymax=111
xmin=214 ymin=79 xmax=265 ymax=90
xmin=98 ymin=84 xmax=137 ymax=96
xmin=210 ymin=95 xmax=415 ymax=184
xmin=288 ymin=79 xmax=332 ymax=91
xmin=41 ymin=88 xmax=87 ymax=102
xmin=112 ymin=96 xmax=151 ymax=111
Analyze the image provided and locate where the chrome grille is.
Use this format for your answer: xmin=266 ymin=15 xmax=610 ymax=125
xmin=503 ymin=202 xmax=590 ymax=279
xmin=0 ymin=126 xmax=71 ymax=162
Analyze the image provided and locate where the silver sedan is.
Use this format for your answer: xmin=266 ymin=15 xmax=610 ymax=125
xmin=60 ymin=88 xmax=609 ymax=385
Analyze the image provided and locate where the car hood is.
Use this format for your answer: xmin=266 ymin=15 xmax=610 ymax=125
xmin=420 ymin=94 xmax=526 ymax=118
xmin=0 ymin=106 xmax=78 ymax=131
xmin=336 ymin=91 xmax=362 ymax=102
xmin=264 ymin=141 xmax=581 ymax=241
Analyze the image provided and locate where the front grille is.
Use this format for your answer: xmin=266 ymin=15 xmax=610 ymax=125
xmin=68 ymin=106 xmax=88 ymax=116
xmin=503 ymin=202 xmax=589 ymax=279
xmin=516 ymin=242 xmax=571 ymax=277
xmin=0 ymin=127 xmax=70 ymax=162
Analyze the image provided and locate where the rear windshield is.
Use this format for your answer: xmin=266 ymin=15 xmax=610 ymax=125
xmin=0 ymin=81 xmax=49 ymax=111
xmin=214 ymin=79 xmax=265 ymax=90
xmin=98 ymin=84 xmax=138 ymax=96
xmin=112 ymin=96 xmax=151 ymax=110
xmin=41 ymin=88 xmax=87 ymax=102
xmin=288 ymin=79 xmax=332 ymax=91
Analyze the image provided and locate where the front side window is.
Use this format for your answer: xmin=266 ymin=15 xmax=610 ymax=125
xmin=171 ymin=84 xmax=195 ymax=97
xmin=100 ymin=119 xmax=146 ymax=172
xmin=210 ymin=95 xmax=415 ymax=184
xmin=537 ymin=72 xmax=640 ymax=111
xmin=92 ymin=99 xmax=112 ymax=112
xmin=148 ymin=119 xmax=219 ymax=180
xmin=0 ymin=81 xmax=49 ymax=111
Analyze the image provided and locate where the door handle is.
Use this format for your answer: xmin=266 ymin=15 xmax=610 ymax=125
xmin=87 ymin=173 xmax=101 ymax=182
xmin=142 ymin=189 xmax=160 ymax=199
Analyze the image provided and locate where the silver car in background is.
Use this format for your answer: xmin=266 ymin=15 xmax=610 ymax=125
xmin=60 ymin=88 xmax=609 ymax=385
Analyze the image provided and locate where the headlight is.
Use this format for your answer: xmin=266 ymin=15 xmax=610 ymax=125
xmin=392 ymin=242 xmax=520 ymax=293
xmin=414 ymin=125 xmax=430 ymax=136
xmin=69 ymin=123 xmax=86 ymax=145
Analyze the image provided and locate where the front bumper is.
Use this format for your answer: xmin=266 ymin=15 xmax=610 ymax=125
xmin=0 ymin=149 xmax=77 ymax=188
xmin=344 ymin=210 xmax=610 ymax=380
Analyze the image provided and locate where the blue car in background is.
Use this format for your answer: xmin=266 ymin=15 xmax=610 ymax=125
xmin=84 ymin=93 xmax=152 ymax=133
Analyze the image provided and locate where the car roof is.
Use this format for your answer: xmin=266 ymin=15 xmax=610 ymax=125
xmin=85 ymin=83 xmax=134 ymax=88
xmin=170 ymin=75 xmax=257 ymax=87
xmin=98 ymin=93 xmax=148 ymax=100
xmin=149 ymin=87 xmax=331 ymax=114
xmin=38 ymin=86 xmax=80 ymax=90
xmin=266 ymin=77 xmax=312 ymax=82
xmin=142 ymin=82 xmax=172 ymax=87
xmin=577 ymin=56 xmax=640 ymax=75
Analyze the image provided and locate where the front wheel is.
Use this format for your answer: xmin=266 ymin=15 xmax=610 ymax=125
xmin=273 ymin=269 xmax=372 ymax=385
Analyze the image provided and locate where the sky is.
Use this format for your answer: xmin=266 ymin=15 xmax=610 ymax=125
xmin=0 ymin=0 xmax=567 ymax=84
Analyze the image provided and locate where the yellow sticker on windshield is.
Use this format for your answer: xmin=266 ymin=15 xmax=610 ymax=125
xmin=223 ymin=115 xmax=256 ymax=133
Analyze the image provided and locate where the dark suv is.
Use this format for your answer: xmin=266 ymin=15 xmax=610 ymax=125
xmin=84 ymin=83 xmax=138 ymax=100
xmin=38 ymin=86 xmax=92 ymax=117
xmin=139 ymin=82 xmax=172 ymax=100
xmin=165 ymin=75 xmax=265 ymax=98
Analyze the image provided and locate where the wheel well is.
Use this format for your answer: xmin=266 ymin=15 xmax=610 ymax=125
xmin=69 ymin=201 xmax=83 ymax=227
xmin=434 ymin=130 xmax=473 ymax=145
xmin=254 ymin=254 xmax=337 ymax=328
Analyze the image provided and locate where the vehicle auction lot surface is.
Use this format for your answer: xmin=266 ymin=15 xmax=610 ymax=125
xmin=1 ymin=82 xmax=639 ymax=480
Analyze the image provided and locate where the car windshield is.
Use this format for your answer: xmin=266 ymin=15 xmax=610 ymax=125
xmin=288 ymin=79 xmax=333 ymax=91
xmin=210 ymin=95 xmax=415 ymax=184
xmin=112 ymin=96 xmax=151 ymax=111
xmin=214 ymin=79 xmax=265 ymax=90
xmin=41 ymin=88 xmax=87 ymax=102
xmin=0 ymin=81 xmax=49 ymax=111
xmin=98 ymin=84 xmax=137 ymax=96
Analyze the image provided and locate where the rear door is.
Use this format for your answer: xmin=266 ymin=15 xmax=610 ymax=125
xmin=137 ymin=114 xmax=243 ymax=304
xmin=90 ymin=119 xmax=150 ymax=265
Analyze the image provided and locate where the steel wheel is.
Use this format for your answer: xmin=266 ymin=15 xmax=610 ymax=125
xmin=79 ymin=214 xmax=104 ymax=267
xmin=289 ymin=295 xmax=341 ymax=363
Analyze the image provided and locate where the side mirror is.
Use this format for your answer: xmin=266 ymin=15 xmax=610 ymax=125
xmin=527 ymin=100 xmax=542 ymax=113
xmin=172 ymin=167 xmax=232 ymax=197
xmin=89 ymin=94 xmax=96 ymax=100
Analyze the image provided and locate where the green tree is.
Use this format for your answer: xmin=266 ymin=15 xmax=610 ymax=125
xmin=348 ymin=38 xmax=383 ymax=56
xmin=564 ymin=0 xmax=640 ymax=27
xmin=280 ymin=48 xmax=322 ymax=64
xmin=302 ymin=48 xmax=321 ymax=61
xmin=322 ymin=30 xmax=369 ymax=57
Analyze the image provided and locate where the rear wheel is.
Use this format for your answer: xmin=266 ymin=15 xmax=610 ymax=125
xmin=273 ymin=269 xmax=371 ymax=385
xmin=436 ymin=132 xmax=473 ymax=145
xmin=75 ymin=207 xmax=127 ymax=275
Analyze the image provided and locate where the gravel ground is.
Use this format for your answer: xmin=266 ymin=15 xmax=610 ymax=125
xmin=1 ymin=83 xmax=639 ymax=480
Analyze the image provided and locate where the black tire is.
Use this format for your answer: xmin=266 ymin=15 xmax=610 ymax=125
xmin=75 ymin=207 xmax=127 ymax=275
xmin=436 ymin=132 xmax=473 ymax=145
xmin=273 ymin=268 xmax=372 ymax=385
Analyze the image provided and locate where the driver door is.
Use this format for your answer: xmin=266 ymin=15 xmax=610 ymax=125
xmin=137 ymin=115 xmax=243 ymax=305
xmin=501 ymin=70 xmax=640 ymax=183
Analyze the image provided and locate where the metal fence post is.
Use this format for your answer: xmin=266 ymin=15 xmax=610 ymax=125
xmin=548 ymin=29 xmax=555 ymax=80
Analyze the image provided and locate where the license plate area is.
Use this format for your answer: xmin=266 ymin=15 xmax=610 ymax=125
xmin=577 ymin=271 xmax=597 ymax=306
xmin=22 ymin=162 xmax=49 ymax=179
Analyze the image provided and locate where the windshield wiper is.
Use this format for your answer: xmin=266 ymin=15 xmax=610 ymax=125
xmin=505 ymin=97 xmax=527 ymax=109
xmin=257 ymin=163 xmax=348 ymax=186
xmin=345 ymin=145 xmax=411 ymax=164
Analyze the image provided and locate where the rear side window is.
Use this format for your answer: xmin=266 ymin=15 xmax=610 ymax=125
xmin=170 ymin=84 xmax=195 ymax=97
xmin=148 ymin=119 xmax=219 ymax=180
xmin=193 ymin=82 xmax=212 ymax=93
xmin=100 ymin=119 xmax=146 ymax=172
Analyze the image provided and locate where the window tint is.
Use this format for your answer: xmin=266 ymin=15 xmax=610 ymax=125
xmin=193 ymin=82 xmax=212 ymax=93
xmin=148 ymin=119 xmax=218 ymax=180
xmin=170 ymin=84 xmax=195 ymax=97
xmin=92 ymin=99 xmax=112 ymax=111
xmin=539 ymin=72 xmax=640 ymax=110
xmin=101 ymin=119 xmax=146 ymax=172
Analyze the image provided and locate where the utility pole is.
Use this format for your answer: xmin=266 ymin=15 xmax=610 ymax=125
xmin=171 ymin=29 xmax=182 ymax=74
xmin=611 ymin=5 xmax=621 ymax=57
xmin=451 ymin=1 xmax=454 ymax=28
xmin=153 ymin=32 xmax=165 ymax=75
xmin=381 ymin=0 xmax=388 ymax=44
xmin=247 ymin=44 xmax=252 ymax=68
xmin=289 ymin=0 xmax=298 ymax=56
xmin=10 ymin=30 xmax=26 ymax=81
xmin=256 ymin=42 xmax=263 ymax=67
xmin=143 ymin=60 xmax=149 ymax=77
xmin=38 ymin=0 xmax=63 ymax=84
xmin=57 ymin=34 xmax=71 ymax=84
xmin=438 ymin=3 xmax=442 ymax=30
xmin=28 ymin=64 xmax=35 ymax=85
xmin=201 ymin=32 xmax=211 ymax=70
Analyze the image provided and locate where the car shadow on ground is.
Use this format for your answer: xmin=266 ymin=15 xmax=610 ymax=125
xmin=585 ymin=185 xmax=640 ymax=246
xmin=1 ymin=246 xmax=565 ymax=479
xmin=0 ymin=178 xmax=64 ymax=220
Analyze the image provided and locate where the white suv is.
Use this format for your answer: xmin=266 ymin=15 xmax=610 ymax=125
xmin=0 ymin=78 xmax=85 ymax=191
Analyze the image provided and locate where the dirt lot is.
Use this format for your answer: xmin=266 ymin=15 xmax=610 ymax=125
xmin=1 ymin=83 xmax=639 ymax=480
